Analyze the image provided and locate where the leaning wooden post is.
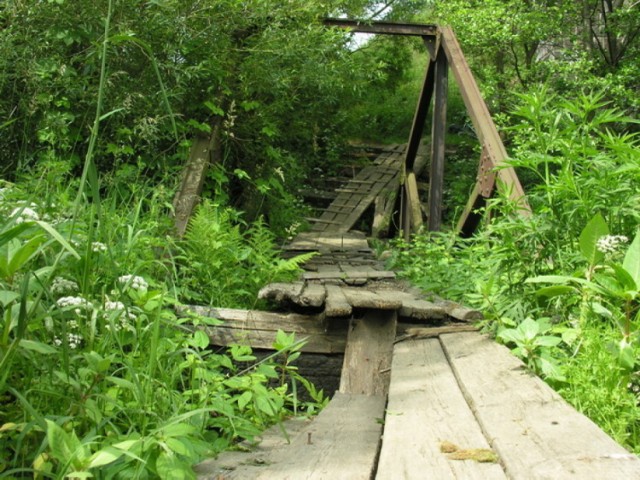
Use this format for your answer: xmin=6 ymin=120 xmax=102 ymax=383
xmin=428 ymin=45 xmax=448 ymax=231
xmin=172 ymin=117 xmax=223 ymax=237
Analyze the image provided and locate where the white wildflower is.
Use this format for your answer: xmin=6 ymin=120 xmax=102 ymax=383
xmin=11 ymin=207 xmax=39 ymax=224
xmin=53 ymin=337 xmax=62 ymax=347
xmin=596 ymin=235 xmax=628 ymax=254
xmin=51 ymin=277 xmax=79 ymax=295
xmin=67 ymin=333 xmax=83 ymax=349
xmin=104 ymin=300 xmax=137 ymax=324
xmin=91 ymin=242 xmax=107 ymax=253
xmin=118 ymin=275 xmax=148 ymax=291
xmin=274 ymin=167 xmax=285 ymax=182
xmin=56 ymin=296 xmax=93 ymax=312
xmin=67 ymin=320 xmax=78 ymax=330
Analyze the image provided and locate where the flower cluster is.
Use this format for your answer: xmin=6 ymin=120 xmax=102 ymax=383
xmin=91 ymin=242 xmax=107 ymax=253
xmin=54 ymin=332 xmax=83 ymax=349
xmin=56 ymin=296 xmax=93 ymax=315
xmin=51 ymin=277 xmax=79 ymax=296
xmin=103 ymin=300 xmax=137 ymax=332
xmin=596 ymin=235 xmax=628 ymax=254
xmin=118 ymin=275 xmax=148 ymax=291
xmin=11 ymin=205 xmax=39 ymax=224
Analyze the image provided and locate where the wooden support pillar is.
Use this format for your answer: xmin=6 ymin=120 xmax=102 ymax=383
xmin=339 ymin=310 xmax=397 ymax=396
xmin=401 ymin=39 xmax=436 ymax=239
xmin=428 ymin=46 xmax=448 ymax=232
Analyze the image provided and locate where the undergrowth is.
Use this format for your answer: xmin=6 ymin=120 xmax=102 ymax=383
xmin=389 ymin=89 xmax=640 ymax=452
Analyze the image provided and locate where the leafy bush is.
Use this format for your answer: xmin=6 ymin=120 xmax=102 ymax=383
xmin=0 ymin=175 xmax=324 ymax=478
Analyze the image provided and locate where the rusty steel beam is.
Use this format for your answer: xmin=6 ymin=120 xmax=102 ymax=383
xmin=324 ymin=18 xmax=438 ymax=37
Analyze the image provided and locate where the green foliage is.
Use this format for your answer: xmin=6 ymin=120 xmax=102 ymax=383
xmin=0 ymin=175 xmax=324 ymax=477
xmin=177 ymin=201 xmax=314 ymax=308
xmin=390 ymin=89 xmax=640 ymax=450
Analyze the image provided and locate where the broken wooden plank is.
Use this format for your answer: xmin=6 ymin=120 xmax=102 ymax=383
xmin=432 ymin=297 xmax=483 ymax=321
xmin=341 ymin=287 xmax=402 ymax=310
xmin=298 ymin=283 xmax=326 ymax=308
xmin=179 ymin=306 xmax=325 ymax=331
xmin=258 ymin=282 xmax=304 ymax=304
xmin=201 ymin=325 xmax=346 ymax=354
xmin=395 ymin=323 xmax=479 ymax=340
xmin=441 ymin=332 xmax=640 ymax=479
xmin=324 ymin=285 xmax=352 ymax=317
xmin=339 ymin=310 xmax=397 ymax=396
xmin=376 ymin=338 xmax=506 ymax=479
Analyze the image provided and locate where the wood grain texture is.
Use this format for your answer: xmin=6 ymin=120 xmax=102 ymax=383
xmin=195 ymin=393 xmax=385 ymax=480
xmin=339 ymin=310 xmax=397 ymax=396
xmin=441 ymin=332 xmax=640 ymax=479
xmin=325 ymin=285 xmax=352 ymax=317
xmin=376 ymin=338 xmax=506 ymax=479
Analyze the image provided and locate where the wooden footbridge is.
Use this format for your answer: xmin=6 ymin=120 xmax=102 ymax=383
xmin=178 ymin=20 xmax=640 ymax=480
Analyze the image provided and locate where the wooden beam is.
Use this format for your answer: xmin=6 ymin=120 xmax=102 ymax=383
xmin=339 ymin=310 xmax=397 ymax=396
xmin=324 ymin=18 xmax=438 ymax=37
xmin=428 ymin=46 xmax=448 ymax=232
xmin=440 ymin=27 xmax=530 ymax=233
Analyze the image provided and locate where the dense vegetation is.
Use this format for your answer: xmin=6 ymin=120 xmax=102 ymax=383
xmin=1 ymin=0 xmax=640 ymax=476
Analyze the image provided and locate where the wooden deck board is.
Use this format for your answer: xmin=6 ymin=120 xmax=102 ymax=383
xmin=441 ymin=332 xmax=640 ymax=479
xmin=377 ymin=338 xmax=506 ymax=479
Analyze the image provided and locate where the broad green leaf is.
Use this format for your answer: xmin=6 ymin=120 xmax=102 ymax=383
xmin=7 ymin=235 xmax=46 ymax=275
xmin=161 ymin=422 xmax=196 ymax=438
xmin=106 ymin=376 xmax=136 ymax=390
xmin=237 ymin=391 xmax=252 ymax=410
xmin=534 ymin=285 xmax=576 ymax=297
xmin=497 ymin=328 xmax=521 ymax=344
xmin=623 ymin=232 xmax=640 ymax=287
xmin=525 ymin=275 xmax=588 ymax=285
xmin=535 ymin=335 xmax=562 ymax=347
xmin=0 ymin=290 xmax=20 ymax=307
xmin=192 ymin=329 xmax=209 ymax=349
xmin=165 ymin=437 xmax=191 ymax=457
xmin=518 ymin=318 xmax=540 ymax=340
xmin=156 ymin=451 xmax=191 ymax=480
xmin=88 ymin=447 xmax=124 ymax=469
xmin=612 ymin=264 xmax=638 ymax=293
xmin=19 ymin=339 xmax=57 ymax=354
xmin=578 ymin=213 xmax=608 ymax=266
xmin=45 ymin=419 xmax=73 ymax=463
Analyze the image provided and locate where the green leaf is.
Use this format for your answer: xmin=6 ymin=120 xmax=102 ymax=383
xmin=19 ymin=339 xmax=57 ymax=354
xmin=518 ymin=318 xmax=540 ymax=340
xmin=45 ymin=419 xmax=73 ymax=464
xmin=535 ymin=335 xmax=562 ymax=347
xmin=0 ymin=290 xmax=20 ymax=307
xmin=534 ymin=285 xmax=577 ymax=297
xmin=192 ymin=330 xmax=210 ymax=349
xmin=160 ymin=422 xmax=197 ymax=438
xmin=578 ymin=213 xmax=608 ymax=266
xmin=526 ymin=275 xmax=588 ymax=285
xmin=35 ymin=221 xmax=80 ymax=259
xmin=87 ymin=447 xmax=124 ymax=469
xmin=623 ymin=232 xmax=640 ymax=287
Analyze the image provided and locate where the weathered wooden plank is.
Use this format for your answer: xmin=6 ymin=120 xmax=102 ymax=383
xmin=180 ymin=306 xmax=325 ymax=331
xmin=395 ymin=323 xmax=479 ymax=340
xmin=194 ymin=417 xmax=313 ymax=479
xmin=339 ymin=310 xmax=397 ymax=396
xmin=325 ymin=285 xmax=352 ymax=317
xmin=303 ymin=270 xmax=396 ymax=281
xmin=202 ymin=325 xmax=346 ymax=354
xmin=399 ymin=297 xmax=448 ymax=320
xmin=441 ymin=332 xmax=640 ymax=479
xmin=341 ymin=287 xmax=403 ymax=310
xmin=376 ymin=338 xmax=506 ymax=479
xmin=258 ymin=282 xmax=305 ymax=304
xmin=428 ymin=45 xmax=448 ymax=232
xmin=196 ymin=393 xmax=385 ymax=480
xmin=372 ymin=184 xmax=399 ymax=238
xmin=432 ymin=297 xmax=483 ymax=321
xmin=298 ymin=283 xmax=326 ymax=307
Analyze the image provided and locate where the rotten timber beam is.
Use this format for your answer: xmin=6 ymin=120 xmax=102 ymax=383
xmin=324 ymin=18 xmax=438 ymax=37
